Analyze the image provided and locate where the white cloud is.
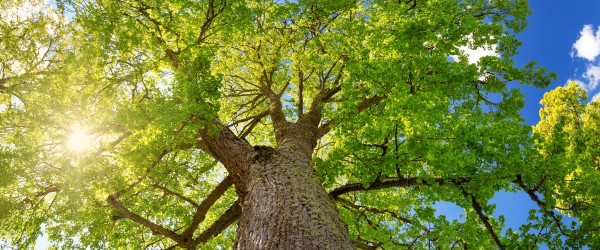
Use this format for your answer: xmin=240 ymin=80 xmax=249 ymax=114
xmin=583 ymin=65 xmax=600 ymax=91
xmin=572 ymin=25 xmax=600 ymax=61
xmin=592 ymin=92 xmax=600 ymax=102
xmin=451 ymin=36 xmax=498 ymax=64
xmin=462 ymin=44 xmax=498 ymax=64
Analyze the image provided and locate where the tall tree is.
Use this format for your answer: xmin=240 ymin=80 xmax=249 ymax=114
xmin=1 ymin=0 xmax=597 ymax=249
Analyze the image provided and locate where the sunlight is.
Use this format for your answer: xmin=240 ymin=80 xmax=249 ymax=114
xmin=67 ymin=127 xmax=93 ymax=153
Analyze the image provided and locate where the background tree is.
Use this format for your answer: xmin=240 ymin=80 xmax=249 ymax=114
xmin=0 ymin=0 xmax=597 ymax=249
xmin=530 ymin=82 xmax=600 ymax=248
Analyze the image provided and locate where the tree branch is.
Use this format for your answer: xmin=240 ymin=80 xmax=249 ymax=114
xmin=0 ymin=71 xmax=54 ymax=92
xmin=193 ymin=199 xmax=241 ymax=245
xmin=329 ymin=176 xmax=469 ymax=198
xmin=297 ymin=70 xmax=305 ymax=117
xmin=196 ymin=118 xmax=253 ymax=196
xmin=112 ymin=149 xmax=170 ymax=199
xmin=239 ymin=110 xmax=269 ymax=139
xmin=353 ymin=239 xmax=379 ymax=250
xmin=182 ymin=175 xmax=233 ymax=239
xmin=196 ymin=0 xmax=227 ymax=45
xmin=230 ymin=109 xmax=268 ymax=126
xmin=106 ymin=195 xmax=184 ymax=244
xmin=318 ymin=95 xmax=387 ymax=138
xmin=335 ymin=197 xmax=413 ymax=225
xmin=514 ymin=175 xmax=569 ymax=236
xmin=462 ymin=190 xmax=505 ymax=250
xmin=300 ymin=58 xmax=347 ymax=129
xmin=152 ymin=184 xmax=199 ymax=208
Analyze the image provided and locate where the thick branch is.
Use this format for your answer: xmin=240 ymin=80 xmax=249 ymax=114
xmin=182 ymin=175 xmax=233 ymax=239
xmin=0 ymin=71 xmax=54 ymax=91
xmin=196 ymin=118 xmax=253 ymax=195
xmin=301 ymin=85 xmax=342 ymax=127
xmin=264 ymin=83 xmax=288 ymax=130
xmin=106 ymin=195 xmax=184 ymax=244
xmin=297 ymin=70 xmax=305 ymax=117
xmin=193 ymin=200 xmax=241 ymax=245
xmin=463 ymin=191 xmax=505 ymax=250
xmin=329 ymin=176 xmax=469 ymax=198
xmin=112 ymin=150 xmax=170 ymax=199
xmin=34 ymin=186 xmax=60 ymax=197
xmin=196 ymin=0 xmax=227 ymax=45
xmin=404 ymin=0 xmax=418 ymax=13
xmin=300 ymin=60 xmax=346 ymax=129
xmin=230 ymin=109 xmax=268 ymax=126
xmin=235 ymin=109 xmax=269 ymax=138
xmin=330 ymin=178 xmax=419 ymax=198
xmin=197 ymin=0 xmax=216 ymax=45
xmin=0 ymin=77 xmax=9 ymax=88
xmin=353 ymin=239 xmax=379 ymax=250
xmin=152 ymin=184 xmax=199 ymax=208
xmin=164 ymin=49 xmax=180 ymax=69
xmin=109 ymin=131 xmax=133 ymax=148
xmin=252 ymin=45 xmax=289 ymax=133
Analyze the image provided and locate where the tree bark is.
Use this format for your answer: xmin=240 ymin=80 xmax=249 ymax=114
xmin=234 ymin=145 xmax=353 ymax=249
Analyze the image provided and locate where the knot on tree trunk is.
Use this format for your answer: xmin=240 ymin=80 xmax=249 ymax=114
xmin=252 ymin=145 xmax=275 ymax=163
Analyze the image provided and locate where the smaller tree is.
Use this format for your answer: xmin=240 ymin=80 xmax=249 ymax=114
xmin=531 ymin=82 xmax=600 ymax=248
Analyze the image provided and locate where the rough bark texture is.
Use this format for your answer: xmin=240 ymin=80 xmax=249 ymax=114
xmin=234 ymin=145 xmax=353 ymax=249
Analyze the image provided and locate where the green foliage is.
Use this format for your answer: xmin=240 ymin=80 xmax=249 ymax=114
xmin=0 ymin=0 xmax=596 ymax=249
xmin=531 ymin=82 xmax=600 ymax=248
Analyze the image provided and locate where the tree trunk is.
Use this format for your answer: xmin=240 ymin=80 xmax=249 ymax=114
xmin=234 ymin=145 xmax=353 ymax=249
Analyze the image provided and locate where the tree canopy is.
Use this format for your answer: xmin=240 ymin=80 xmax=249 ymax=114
xmin=0 ymin=0 xmax=598 ymax=249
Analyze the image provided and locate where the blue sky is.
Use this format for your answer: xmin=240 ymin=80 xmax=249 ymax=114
xmin=516 ymin=0 xmax=600 ymax=124
xmin=440 ymin=0 xmax=600 ymax=247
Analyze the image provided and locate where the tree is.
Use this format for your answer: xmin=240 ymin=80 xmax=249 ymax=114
xmin=530 ymin=82 xmax=600 ymax=248
xmin=0 ymin=0 xmax=597 ymax=249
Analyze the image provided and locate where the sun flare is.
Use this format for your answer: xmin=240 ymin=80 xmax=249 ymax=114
xmin=67 ymin=127 xmax=93 ymax=153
